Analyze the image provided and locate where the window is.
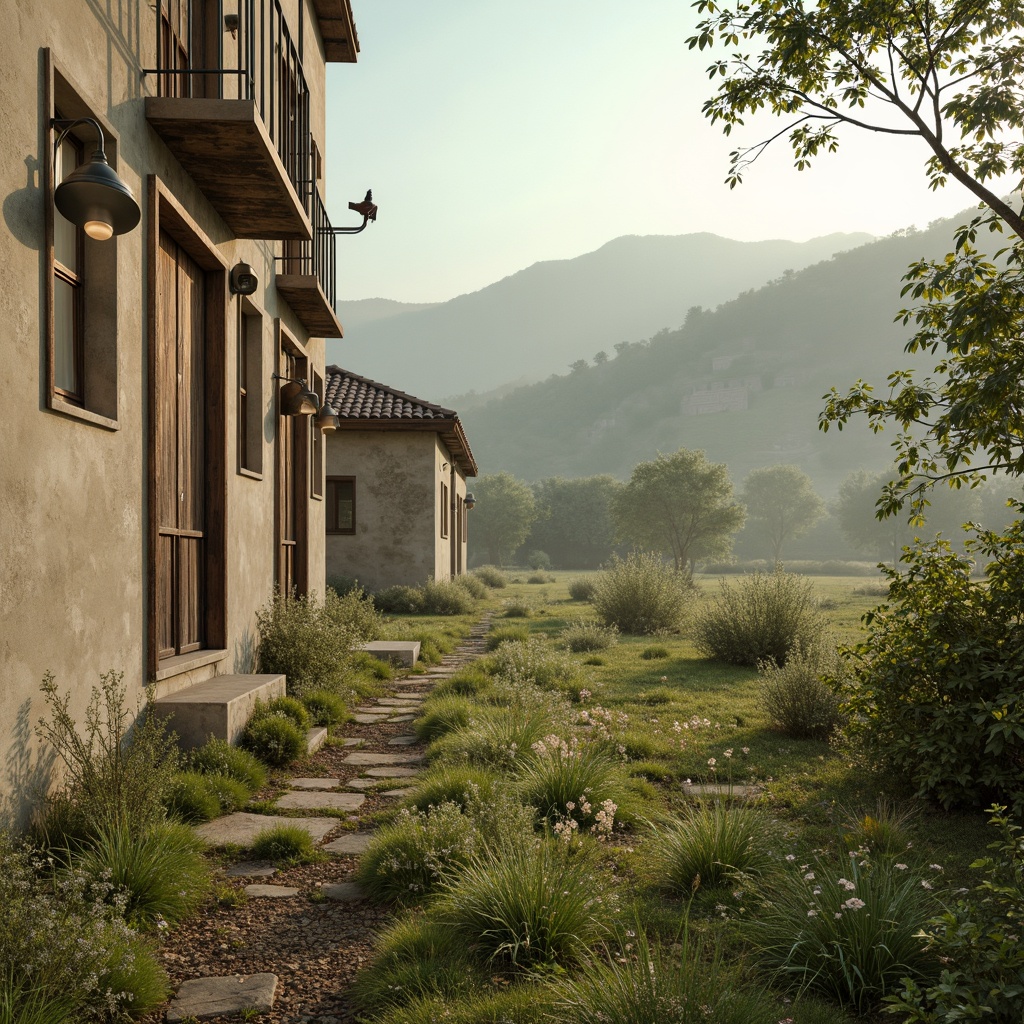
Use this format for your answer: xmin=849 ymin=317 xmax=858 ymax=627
xmin=46 ymin=54 xmax=120 ymax=428
xmin=440 ymin=482 xmax=449 ymax=539
xmin=237 ymin=304 xmax=263 ymax=475
xmin=310 ymin=369 xmax=324 ymax=499
xmin=327 ymin=477 xmax=355 ymax=534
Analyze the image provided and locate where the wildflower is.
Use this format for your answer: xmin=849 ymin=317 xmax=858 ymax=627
xmin=785 ymin=854 xmax=796 ymax=862
xmin=580 ymin=689 xmax=592 ymax=700
xmin=895 ymin=863 xmax=908 ymax=870
xmin=724 ymin=748 xmax=733 ymax=758
xmin=682 ymin=778 xmax=692 ymax=786
xmin=838 ymin=878 xmax=856 ymax=891
xmin=707 ymin=757 xmax=717 ymax=767
xmin=929 ymin=863 xmax=943 ymax=872
xmin=806 ymin=909 xmax=817 ymax=917
xmin=803 ymin=872 xmax=815 ymax=881
xmin=842 ymin=897 xmax=866 ymax=911
xmin=741 ymin=747 xmax=750 ymax=754
xmin=660 ymin=676 xmax=668 ymax=682
xmin=920 ymin=880 xmax=933 ymax=890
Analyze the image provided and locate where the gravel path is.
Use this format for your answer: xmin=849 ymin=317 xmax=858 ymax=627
xmin=143 ymin=618 xmax=490 ymax=1023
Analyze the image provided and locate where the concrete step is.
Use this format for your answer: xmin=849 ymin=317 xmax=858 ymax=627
xmin=152 ymin=674 xmax=286 ymax=750
xmin=360 ymin=641 xmax=421 ymax=667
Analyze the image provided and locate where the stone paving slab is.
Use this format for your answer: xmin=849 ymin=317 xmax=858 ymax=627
xmin=324 ymin=833 xmax=373 ymax=855
xmin=389 ymin=714 xmax=416 ymax=722
xmin=225 ymin=862 xmax=277 ymax=878
xmin=195 ymin=813 xmax=337 ymax=847
xmin=244 ymin=884 xmax=299 ymax=897
xmin=275 ymin=791 xmax=366 ymax=812
xmin=322 ymin=882 xmax=364 ymax=902
xmin=344 ymin=778 xmax=379 ymax=790
xmin=341 ymin=737 xmax=363 ymax=746
xmin=374 ymin=698 xmax=424 ymax=706
xmin=388 ymin=735 xmax=419 ymax=746
xmin=353 ymin=713 xmax=390 ymax=724
xmin=343 ymin=751 xmax=424 ymax=765
xmin=364 ymin=766 xmax=419 ymax=778
xmin=289 ymin=777 xmax=340 ymax=790
xmin=167 ymin=973 xmax=278 ymax=1021
xmin=683 ymin=783 xmax=761 ymax=799
xmin=382 ymin=788 xmax=417 ymax=798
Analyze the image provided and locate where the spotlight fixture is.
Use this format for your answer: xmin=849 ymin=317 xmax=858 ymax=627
xmin=230 ymin=262 xmax=259 ymax=295
xmin=51 ymin=117 xmax=140 ymax=240
xmin=316 ymin=403 xmax=341 ymax=432
xmin=464 ymin=493 xmax=477 ymax=510
xmin=272 ymin=373 xmax=319 ymax=416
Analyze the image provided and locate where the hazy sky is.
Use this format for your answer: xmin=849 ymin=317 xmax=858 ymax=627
xmin=323 ymin=1 xmax=981 ymax=304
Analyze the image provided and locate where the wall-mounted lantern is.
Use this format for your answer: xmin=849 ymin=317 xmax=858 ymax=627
xmin=51 ymin=117 xmax=140 ymax=240
xmin=272 ymin=373 xmax=318 ymax=416
xmin=464 ymin=492 xmax=477 ymax=510
xmin=229 ymin=262 xmax=258 ymax=295
xmin=315 ymin=403 xmax=341 ymax=432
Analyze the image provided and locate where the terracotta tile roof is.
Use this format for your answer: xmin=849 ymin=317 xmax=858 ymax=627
xmin=324 ymin=365 xmax=478 ymax=476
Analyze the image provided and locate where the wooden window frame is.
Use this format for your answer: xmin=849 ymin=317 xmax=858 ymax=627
xmin=44 ymin=51 xmax=121 ymax=430
xmin=237 ymin=297 xmax=264 ymax=478
xmin=326 ymin=477 xmax=356 ymax=535
xmin=310 ymin=369 xmax=324 ymax=500
xmin=440 ymin=481 xmax=450 ymax=539
xmin=52 ymin=126 xmax=85 ymax=405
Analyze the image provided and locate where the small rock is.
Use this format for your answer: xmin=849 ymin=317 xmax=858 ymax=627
xmin=244 ymin=884 xmax=299 ymax=897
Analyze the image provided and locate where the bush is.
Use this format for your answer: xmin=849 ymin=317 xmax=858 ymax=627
xmin=640 ymin=644 xmax=670 ymax=660
xmin=255 ymin=590 xmax=359 ymax=693
xmin=592 ymin=552 xmax=692 ymax=635
xmin=418 ymin=577 xmax=476 ymax=615
xmin=241 ymin=714 xmax=306 ymax=767
xmin=438 ymin=837 xmax=610 ymax=968
xmin=527 ymin=572 xmax=554 ymax=584
xmin=486 ymin=624 xmax=531 ymax=651
xmin=472 ymin=565 xmax=508 ymax=589
xmin=758 ymin=641 xmax=844 ymax=740
xmin=403 ymin=765 xmax=501 ymax=811
xmin=203 ymin=773 xmax=251 ymax=814
xmin=374 ymin=585 xmax=424 ymax=614
xmin=74 ymin=821 xmax=209 ymax=928
xmin=415 ymin=694 xmax=476 ymax=742
xmin=647 ymin=803 xmax=776 ymax=893
xmin=560 ymin=618 xmax=619 ymax=653
xmin=249 ymin=823 xmax=321 ymax=865
xmin=326 ymin=585 xmax=385 ymax=641
xmin=163 ymin=771 xmax=222 ymax=823
xmin=299 ymin=688 xmax=347 ymax=727
xmin=489 ymin=637 xmax=591 ymax=701
xmin=885 ymin=807 xmax=1024 ymax=1023
xmin=327 ymin=573 xmax=361 ymax=596
xmin=837 ymin=531 xmax=1024 ymax=814
xmin=431 ymin=667 xmax=492 ymax=698
xmin=691 ymin=568 xmax=826 ymax=667
xmin=357 ymin=802 xmax=478 ymax=903
xmin=427 ymin=707 xmax=551 ymax=771
xmin=526 ymin=550 xmax=552 ymax=570
xmin=36 ymin=671 xmax=178 ymax=848
xmin=500 ymin=596 xmax=534 ymax=617
xmin=188 ymin=738 xmax=267 ymax=791
xmin=454 ymin=573 xmax=488 ymax=599
xmin=252 ymin=695 xmax=311 ymax=732
xmin=751 ymin=853 xmax=940 ymax=1012
xmin=568 ymin=576 xmax=598 ymax=601
xmin=368 ymin=989 xmax=558 ymax=1024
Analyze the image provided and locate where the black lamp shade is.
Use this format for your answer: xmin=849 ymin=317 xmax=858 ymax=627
xmin=280 ymin=379 xmax=319 ymax=416
xmin=316 ymin=404 xmax=341 ymax=431
xmin=55 ymin=150 xmax=141 ymax=239
xmin=464 ymin=492 xmax=477 ymax=509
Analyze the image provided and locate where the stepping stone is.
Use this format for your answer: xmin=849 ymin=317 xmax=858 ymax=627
xmin=324 ymin=833 xmax=373 ymax=855
xmin=683 ymin=783 xmax=761 ymax=799
xmin=275 ymin=791 xmax=366 ymax=811
xmin=388 ymin=735 xmax=419 ymax=746
xmin=290 ymin=777 xmax=341 ymax=790
xmin=225 ymin=862 xmax=277 ymax=878
xmin=343 ymin=751 xmax=424 ymax=765
xmin=244 ymin=884 xmax=299 ymax=897
xmin=344 ymin=778 xmax=379 ymax=790
xmin=341 ymin=738 xmax=363 ymax=747
xmin=375 ymin=698 xmax=423 ymax=706
xmin=195 ymin=813 xmax=337 ymax=847
xmin=322 ymin=882 xmax=364 ymax=902
xmin=383 ymin=788 xmax=417 ymax=798
xmin=166 ymin=973 xmax=278 ymax=1021
xmin=389 ymin=714 xmax=416 ymax=722
xmin=353 ymin=714 xmax=389 ymax=724
xmin=307 ymin=726 xmax=328 ymax=754
xmin=364 ymin=766 xmax=418 ymax=778
xmin=354 ymin=706 xmax=390 ymax=714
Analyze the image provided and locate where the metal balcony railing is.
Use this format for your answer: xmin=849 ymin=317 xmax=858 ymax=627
xmin=279 ymin=189 xmax=337 ymax=309
xmin=147 ymin=0 xmax=313 ymax=216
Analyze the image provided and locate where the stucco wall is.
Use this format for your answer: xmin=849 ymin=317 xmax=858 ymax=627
xmin=0 ymin=2 xmax=331 ymax=827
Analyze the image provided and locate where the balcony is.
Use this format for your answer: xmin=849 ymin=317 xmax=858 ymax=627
xmin=276 ymin=191 xmax=344 ymax=338
xmin=144 ymin=0 xmax=314 ymax=240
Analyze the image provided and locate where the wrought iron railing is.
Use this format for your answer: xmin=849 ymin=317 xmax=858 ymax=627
xmin=146 ymin=0 xmax=313 ymax=216
xmin=279 ymin=189 xmax=337 ymax=309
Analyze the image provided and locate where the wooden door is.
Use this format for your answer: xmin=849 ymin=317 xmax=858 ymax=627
xmin=156 ymin=230 xmax=206 ymax=658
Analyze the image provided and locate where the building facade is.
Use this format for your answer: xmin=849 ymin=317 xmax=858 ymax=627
xmin=0 ymin=0 xmax=360 ymax=826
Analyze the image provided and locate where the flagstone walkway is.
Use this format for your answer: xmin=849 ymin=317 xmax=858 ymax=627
xmin=154 ymin=616 xmax=491 ymax=1024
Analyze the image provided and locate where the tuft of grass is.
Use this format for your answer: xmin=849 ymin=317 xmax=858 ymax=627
xmin=403 ymin=764 xmax=500 ymax=811
xmin=640 ymin=645 xmax=670 ymax=660
xmin=431 ymin=667 xmax=492 ymax=699
xmin=241 ymin=713 xmax=306 ymax=767
xmin=415 ymin=694 xmax=476 ymax=743
xmin=163 ymin=771 xmax=222 ymax=823
xmin=486 ymin=624 xmax=531 ymax=651
xmin=300 ymin=689 xmax=347 ymax=727
xmin=188 ymin=738 xmax=267 ymax=791
xmin=501 ymin=596 xmax=534 ymax=618
xmin=420 ymin=577 xmax=476 ymax=616
xmin=840 ymin=797 xmax=917 ymax=858
xmin=249 ymin=824 xmax=323 ymax=866
xmin=560 ymin=619 xmax=619 ymax=653
xmin=472 ymin=565 xmax=509 ymax=589
xmin=427 ymin=706 xmax=551 ymax=771
xmin=583 ymin=655 xmax=606 ymax=666
xmin=567 ymin=576 xmax=597 ymax=602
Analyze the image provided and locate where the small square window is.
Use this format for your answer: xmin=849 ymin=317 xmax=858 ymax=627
xmin=327 ymin=477 xmax=355 ymax=534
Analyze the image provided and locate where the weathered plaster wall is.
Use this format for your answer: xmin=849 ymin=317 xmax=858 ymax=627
xmin=0 ymin=2 xmax=327 ymax=828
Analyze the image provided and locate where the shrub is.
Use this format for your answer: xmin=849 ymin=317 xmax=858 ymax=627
xmin=354 ymin=650 xmax=395 ymax=680
xmin=431 ymin=667 xmax=491 ymax=698
xmin=188 ymin=738 xmax=267 ymax=791
xmin=162 ymin=771 xmax=222 ymax=823
xmin=560 ymin=618 xmax=619 ymax=653
xmin=647 ymin=803 xmax=776 ymax=893
xmin=489 ymin=637 xmax=590 ymax=700
xmin=255 ymin=590 xmax=358 ymax=693
xmin=472 ymin=565 xmax=508 ymax=588
xmin=640 ymin=644 xmax=670 ymax=660
xmin=92 ymin=927 xmax=169 ymax=1018
xmin=241 ymin=714 xmax=306 ymax=767
xmin=583 ymin=655 xmax=605 ymax=666
xmin=486 ymin=624 xmax=531 ymax=651
xmin=374 ymin=585 xmax=424 ymax=614
xmin=326 ymin=584 xmax=385 ymax=641
xmin=568 ymin=576 xmax=598 ymax=601
xmin=36 ymin=671 xmax=178 ymax=848
xmin=300 ymin=688 xmax=347 ymax=727
xmin=252 ymin=695 xmax=311 ymax=732
xmin=403 ymin=765 xmax=500 ymax=811
xmin=454 ymin=573 xmax=488 ymax=600
xmin=74 ymin=821 xmax=209 ymax=928
xmin=501 ymin=596 xmax=534 ymax=617
xmin=885 ymin=807 xmax=1024 ymax=1023
xmin=840 ymin=797 xmax=916 ymax=858
xmin=836 ymin=531 xmax=1024 ymax=814
xmin=751 ymin=853 xmax=940 ymax=1012
xmin=592 ymin=552 xmax=692 ymax=635
xmin=368 ymin=989 xmax=558 ymax=1024
xmin=527 ymin=572 xmax=554 ymax=584
xmin=415 ymin=694 xmax=476 ymax=742
xmin=249 ymin=823 xmax=321 ymax=865
xmin=758 ymin=641 xmax=844 ymax=740
xmin=204 ymin=773 xmax=251 ymax=813
xmin=427 ymin=707 xmax=551 ymax=771
xmin=326 ymin=573 xmax=361 ymax=596
xmin=691 ymin=569 xmax=825 ymax=667
xmin=419 ymin=577 xmax=476 ymax=616
xmin=438 ymin=837 xmax=611 ymax=967
xmin=526 ymin=550 xmax=552 ymax=570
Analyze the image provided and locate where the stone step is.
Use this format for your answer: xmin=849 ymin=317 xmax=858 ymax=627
xmin=360 ymin=641 xmax=421 ymax=667
xmin=152 ymin=674 xmax=286 ymax=750
xmin=194 ymin=812 xmax=337 ymax=847
xmin=167 ymin=974 xmax=278 ymax=1022
xmin=307 ymin=726 xmax=328 ymax=754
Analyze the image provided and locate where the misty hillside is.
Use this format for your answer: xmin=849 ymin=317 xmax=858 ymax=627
xmin=458 ymin=216 xmax=974 ymax=498
xmin=330 ymin=231 xmax=873 ymax=399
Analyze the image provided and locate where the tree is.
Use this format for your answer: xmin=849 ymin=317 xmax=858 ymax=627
xmin=689 ymin=1 xmax=1024 ymax=513
xmin=611 ymin=448 xmax=745 ymax=571
xmin=524 ymin=475 xmax=622 ymax=569
xmin=740 ymin=465 xmax=825 ymax=562
xmin=468 ymin=472 xmax=537 ymax=566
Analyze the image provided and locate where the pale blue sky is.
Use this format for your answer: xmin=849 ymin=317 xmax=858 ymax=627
xmin=324 ymin=1 xmax=980 ymax=304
